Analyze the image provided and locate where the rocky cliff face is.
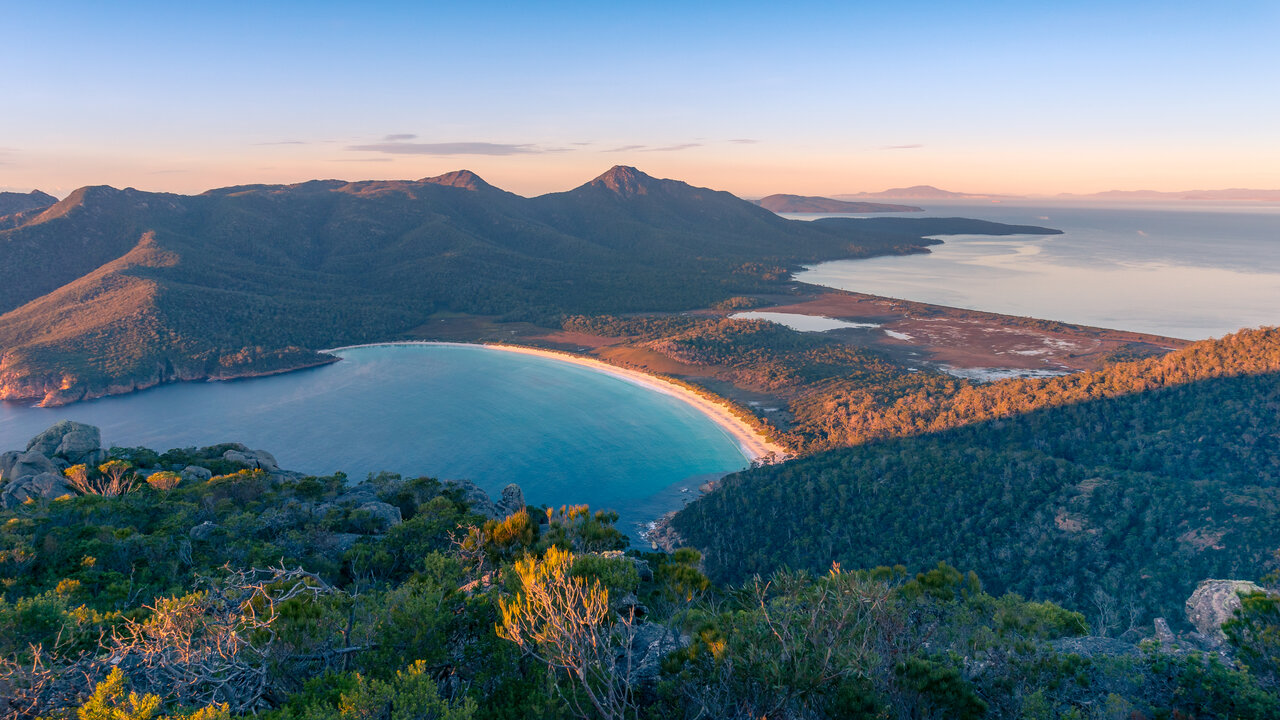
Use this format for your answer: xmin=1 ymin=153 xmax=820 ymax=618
xmin=0 ymin=350 xmax=339 ymax=407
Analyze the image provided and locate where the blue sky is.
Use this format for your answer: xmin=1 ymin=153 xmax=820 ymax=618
xmin=3 ymin=1 xmax=1277 ymax=196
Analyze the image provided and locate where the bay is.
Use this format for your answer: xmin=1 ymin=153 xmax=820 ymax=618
xmin=0 ymin=344 xmax=751 ymax=539
xmin=791 ymin=203 xmax=1280 ymax=339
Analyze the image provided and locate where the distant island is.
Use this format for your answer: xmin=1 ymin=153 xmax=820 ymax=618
xmin=836 ymin=184 xmax=1009 ymax=200
xmin=833 ymin=184 xmax=1280 ymax=203
xmin=753 ymin=193 xmax=922 ymax=213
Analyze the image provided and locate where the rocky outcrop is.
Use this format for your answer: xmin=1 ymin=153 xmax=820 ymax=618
xmin=0 ymin=421 xmax=111 ymax=508
xmin=356 ymin=501 xmax=403 ymax=531
xmin=622 ymin=622 xmax=689 ymax=687
xmin=223 ymin=447 xmax=280 ymax=472
xmin=26 ymin=420 xmax=102 ymax=463
xmin=1186 ymin=579 xmax=1266 ymax=645
xmin=444 ymin=479 xmax=527 ymax=519
xmin=181 ymin=465 xmax=214 ymax=482
xmin=0 ymin=471 xmax=75 ymax=507
xmin=1 ymin=450 xmax=60 ymax=481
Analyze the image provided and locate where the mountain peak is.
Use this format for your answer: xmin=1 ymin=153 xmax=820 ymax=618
xmin=591 ymin=166 xmax=656 ymax=196
xmin=420 ymin=169 xmax=494 ymax=191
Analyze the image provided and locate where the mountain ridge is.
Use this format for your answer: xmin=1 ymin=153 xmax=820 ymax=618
xmin=0 ymin=167 xmax=1060 ymax=406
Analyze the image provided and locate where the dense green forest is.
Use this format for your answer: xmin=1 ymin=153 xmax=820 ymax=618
xmin=0 ymin=167 xmax=1056 ymax=405
xmin=2 ymin=434 xmax=1278 ymax=719
xmin=671 ymin=328 xmax=1280 ymax=627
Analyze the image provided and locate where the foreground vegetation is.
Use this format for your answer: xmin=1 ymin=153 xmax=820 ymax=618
xmin=672 ymin=328 xmax=1280 ymax=627
xmin=1 ymin=445 xmax=1278 ymax=719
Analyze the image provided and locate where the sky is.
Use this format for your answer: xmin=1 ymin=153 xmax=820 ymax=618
xmin=3 ymin=1 xmax=1278 ymax=198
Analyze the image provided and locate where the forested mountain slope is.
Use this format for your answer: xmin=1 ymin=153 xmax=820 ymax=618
xmin=0 ymin=167 xmax=1056 ymax=405
xmin=672 ymin=327 xmax=1280 ymax=624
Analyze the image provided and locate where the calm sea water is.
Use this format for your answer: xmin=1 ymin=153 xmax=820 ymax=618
xmin=0 ymin=345 xmax=750 ymax=538
xmin=791 ymin=203 xmax=1280 ymax=339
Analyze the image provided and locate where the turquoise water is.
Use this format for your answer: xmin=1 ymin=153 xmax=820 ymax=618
xmin=791 ymin=203 xmax=1280 ymax=339
xmin=0 ymin=344 xmax=750 ymax=538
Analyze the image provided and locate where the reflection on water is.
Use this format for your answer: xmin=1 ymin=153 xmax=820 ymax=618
xmin=793 ymin=204 xmax=1280 ymax=339
xmin=730 ymin=311 xmax=879 ymax=332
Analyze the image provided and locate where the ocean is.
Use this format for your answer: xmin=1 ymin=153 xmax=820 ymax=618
xmin=791 ymin=202 xmax=1280 ymax=339
xmin=0 ymin=344 xmax=750 ymax=539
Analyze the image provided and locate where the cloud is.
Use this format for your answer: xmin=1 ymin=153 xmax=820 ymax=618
xmin=348 ymin=141 xmax=541 ymax=156
xmin=383 ymin=133 xmax=417 ymax=141
xmin=881 ymin=144 xmax=924 ymax=150
xmin=605 ymin=144 xmax=647 ymax=153
xmin=332 ymin=158 xmax=394 ymax=162
xmin=730 ymin=138 xmax=759 ymax=144
xmin=642 ymin=143 xmax=702 ymax=152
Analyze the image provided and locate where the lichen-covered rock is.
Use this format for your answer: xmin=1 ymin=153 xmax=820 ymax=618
xmin=1186 ymin=579 xmax=1265 ymax=644
xmin=622 ymin=623 xmax=688 ymax=687
xmin=444 ymin=479 xmax=501 ymax=518
xmin=223 ymin=448 xmax=279 ymax=472
xmin=2 ymin=450 xmax=59 ymax=482
xmin=25 ymin=421 xmax=102 ymax=463
xmin=500 ymin=483 xmax=525 ymax=515
xmin=1 ymin=471 xmax=75 ymax=508
xmin=356 ymin=501 xmax=403 ymax=531
xmin=180 ymin=465 xmax=213 ymax=483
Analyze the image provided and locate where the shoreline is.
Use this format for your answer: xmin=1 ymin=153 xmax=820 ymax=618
xmin=322 ymin=340 xmax=788 ymax=464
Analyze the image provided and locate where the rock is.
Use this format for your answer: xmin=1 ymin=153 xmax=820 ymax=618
xmin=2 ymin=450 xmax=59 ymax=482
xmin=335 ymin=486 xmax=380 ymax=506
xmin=1153 ymin=618 xmax=1176 ymax=645
xmin=444 ymin=479 xmax=502 ymax=519
xmin=356 ymin=501 xmax=403 ymax=532
xmin=180 ymin=465 xmax=213 ymax=483
xmin=1 ymin=471 xmax=76 ymax=508
xmin=1186 ymin=579 xmax=1265 ymax=645
xmin=25 ymin=421 xmax=102 ymax=463
xmin=188 ymin=522 xmax=221 ymax=542
xmin=1050 ymin=636 xmax=1141 ymax=658
xmin=499 ymin=483 xmax=525 ymax=514
xmin=222 ymin=448 xmax=279 ymax=472
xmin=321 ymin=532 xmax=364 ymax=556
xmin=599 ymin=550 xmax=654 ymax=582
xmin=621 ymin=622 xmax=688 ymax=686
xmin=80 ymin=449 xmax=108 ymax=467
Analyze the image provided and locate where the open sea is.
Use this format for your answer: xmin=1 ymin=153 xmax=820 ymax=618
xmin=0 ymin=344 xmax=750 ymax=539
xmin=791 ymin=202 xmax=1280 ymax=339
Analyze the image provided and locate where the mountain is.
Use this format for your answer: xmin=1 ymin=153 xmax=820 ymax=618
xmin=838 ymin=185 xmax=1007 ymax=200
xmin=0 ymin=189 xmax=57 ymax=216
xmin=0 ymin=166 xmax=1058 ymax=405
xmin=0 ymin=189 xmax=58 ymax=229
xmin=671 ymin=326 xmax=1280 ymax=623
xmin=753 ymin=194 xmax=923 ymax=213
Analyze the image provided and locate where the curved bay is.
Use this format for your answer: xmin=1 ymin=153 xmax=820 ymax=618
xmin=0 ymin=344 xmax=750 ymax=537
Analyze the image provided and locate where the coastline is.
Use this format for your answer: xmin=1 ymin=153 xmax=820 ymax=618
xmin=322 ymin=340 xmax=788 ymax=464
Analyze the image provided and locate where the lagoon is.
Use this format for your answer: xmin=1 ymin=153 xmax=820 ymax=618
xmin=0 ymin=344 xmax=752 ymax=539
xmin=791 ymin=203 xmax=1280 ymax=339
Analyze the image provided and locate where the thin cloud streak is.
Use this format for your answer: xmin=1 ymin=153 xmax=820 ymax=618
xmin=605 ymin=144 xmax=647 ymax=152
xmin=348 ymin=142 xmax=541 ymax=156
xmin=730 ymin=138 xmax=759 ymax=144
xmin=642 ymin=143 xmax=702 ymax=152
xmin=383 ymin=133 xmax=417 ymax=141
xmin=881 ymin=144 xmax=924 ymax=150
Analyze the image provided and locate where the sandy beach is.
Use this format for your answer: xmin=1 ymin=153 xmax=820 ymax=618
xmin=323 ymin=341 xmax=787 ymax=463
